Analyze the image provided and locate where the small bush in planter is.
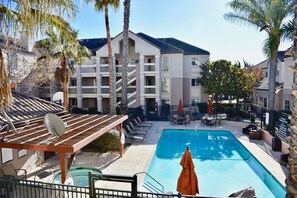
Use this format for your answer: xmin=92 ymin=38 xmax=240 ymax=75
xmin=89 ymin=130 xmax=120 ymax=152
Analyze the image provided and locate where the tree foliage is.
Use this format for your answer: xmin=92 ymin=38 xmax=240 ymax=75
xmin=0 ymin=0 xmax=77 ymax=110
xmin=225 ymin=0 xmax=293 ymax=112
xmin=197 ymin=59 xmax=251 ymax=101
xmin=35 ymin=29 xmax=91 ymax=111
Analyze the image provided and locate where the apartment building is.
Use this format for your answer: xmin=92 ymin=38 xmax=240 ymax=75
xmin=69 ymin=31 xmax=210 ymax=114
xmin=253 ymin=50 xmax=293 ymax=111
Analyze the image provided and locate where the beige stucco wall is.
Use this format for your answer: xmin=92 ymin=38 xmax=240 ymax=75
xmin=0 ymin=149 xmax=44 ymax=174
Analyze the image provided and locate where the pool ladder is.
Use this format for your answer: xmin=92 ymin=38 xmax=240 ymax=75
xmin=134 ymin=172 xmax=164 ymax=193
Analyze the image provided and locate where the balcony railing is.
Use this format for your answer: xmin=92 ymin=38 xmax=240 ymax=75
xmin=81 ymin=66 xmax=96 ymax=73
xmin=144 ymin=87 xmax=156 ymax=94
xmin=82 ymin=86 xmax=97 ymax=94
xmin=144 ymin=64 xmax=155 ymax=72
xmin=69 ymin=87 xmax=77 ymax=94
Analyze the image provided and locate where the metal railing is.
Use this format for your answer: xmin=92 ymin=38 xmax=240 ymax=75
xmin=0 ymin=175 xmax=216 ymax=198
xmin=135 ymin=171 xmax=164 ymax=193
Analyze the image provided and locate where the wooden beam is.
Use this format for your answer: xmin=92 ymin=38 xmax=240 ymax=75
xmin=59 ymin=152 xmax=67 ymax=184
xmin=67 ymin=153 xmax=76 ymax=170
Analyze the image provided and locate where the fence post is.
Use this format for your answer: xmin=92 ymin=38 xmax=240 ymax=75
xmin=131 ymin=174 xmax=138 ymax=198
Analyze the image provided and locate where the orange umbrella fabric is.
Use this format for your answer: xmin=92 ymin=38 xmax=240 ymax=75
xmin=207 ymin=99 xmax=213 ymax=114
xmin=177 ymin=147 xmax=199 ymax=195
xmin=178 ymin=99 xmax=183 ymax=113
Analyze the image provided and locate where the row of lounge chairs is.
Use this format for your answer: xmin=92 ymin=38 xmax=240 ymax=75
xmin=123 ymin=117 xmax=153 ymax=143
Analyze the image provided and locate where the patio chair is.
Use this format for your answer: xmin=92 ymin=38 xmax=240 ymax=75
xmin=0 ymin=163 xmax=27 ymax=180
xmin=208 ymin=118 xmax=216 ymax=127
xmin=249 ymin=129 xmax=262 ymax=140
xmin=122 ymin=129 xmax=143 ymax=143
xmin=136 ymin=117 xmax=153 ymax=127
xmin=183 ymin=115 xmax=191 ymax=126
xmin=125 ymin=125 xmax=147 ymax=136
xmin=133 ymin=119 xmax=152 ymax=129
xmin=228 ymin=187 xmax=255 ymax=198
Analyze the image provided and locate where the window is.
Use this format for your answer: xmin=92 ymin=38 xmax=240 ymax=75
xmin=264 ymin=98 xmax=268 ymax=108
xmin=265 ymin=72 xmax=268 ymax=77
xmin=70 ymin=78 xmax=77 ymax=86
xmin=285 ymin=100 xmax=290 ymax=110
xmin=259 ymin=97 xmax=264 ymax=106
xmin=161 ymin=78 xmax=169 ymax=93
xmin=161 ymin=99 xmax=170 ymax=105
xmin=191 ymin=78 xmax=198 ymax=86
xmin=162 ymin=57 xmax=169 ymax=71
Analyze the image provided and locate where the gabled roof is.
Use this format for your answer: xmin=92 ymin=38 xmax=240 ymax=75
xmin=158 ymin=37 xmax=210 ymax=55
xmin=0 ymin=91 xmax=65 ymax=125
xmin=78 ymin=38 xmax=108 ymax=55
xmin=77 ymin=32 xmax=209 ymax=56
xmin=137 ymin=33 xmax=184 ymax=54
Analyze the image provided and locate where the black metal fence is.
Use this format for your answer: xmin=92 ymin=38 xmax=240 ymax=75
xmin=0 ymin=176 xmax=218 ymax=198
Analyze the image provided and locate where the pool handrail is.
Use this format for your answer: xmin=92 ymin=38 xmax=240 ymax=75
xmin=134 ymin=171 xmax=164 ymax=193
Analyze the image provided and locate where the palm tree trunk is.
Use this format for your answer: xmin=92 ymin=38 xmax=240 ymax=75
xmin=121 ymin=0 xmax=131 ymax=115
xmin=287 ymin=1 xmax=297 ymax=196
xmin=104 ymin=0 xmax=116 ymax=115
xmin=61 ymin=56 xmax=69 ymax=112
xmin=268 ymin=54 xmax=277 ymax=133
xmin=0 ymin=48 xmax=12 ymax=110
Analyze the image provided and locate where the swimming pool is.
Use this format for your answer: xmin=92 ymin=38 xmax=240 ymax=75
xmin=52 ymin=167 xmax=102 ymax=186
xmin=143 ymin=129 xmax=286 ymax=198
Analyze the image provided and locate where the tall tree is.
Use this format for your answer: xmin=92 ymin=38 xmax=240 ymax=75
xmin=120 ymin=0 xmax=131 ymax=115
xmin=225 ymin=0 xmax=293 ymax=130
xmin=0 ymin=0 xmax=77 ymax=111
xmin=287 ymin=1 xmax=297 ymax=197
xmin=35 ymin=29 xmax=91 ymax=111
xmin=86 ymin=0 xmax=120 ymax=115
xmin=197 ymin=59 xmax=232 ymax=114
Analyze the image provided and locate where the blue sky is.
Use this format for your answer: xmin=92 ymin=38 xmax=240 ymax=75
xmin=72 ymin=0 xmax=291 ymax=65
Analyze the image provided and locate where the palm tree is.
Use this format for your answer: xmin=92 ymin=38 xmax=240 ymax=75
xmin=225 ymin=0 xmax=293 ymax=131
xmin=86 ymin=0 xmax=120 ymax=115
xmin=35 ymin=30 xmax=91 ymax=111
xmin=287 ymin=1 xmax=297 ymax=197
xmin=0 ymin=0 xmax=77 ymax=111
xmin=120 ymin=0 xmax=131 ymax=115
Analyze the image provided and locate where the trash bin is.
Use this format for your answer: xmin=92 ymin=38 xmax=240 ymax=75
xmin=272 ymin=137 xmax=282 ymax=151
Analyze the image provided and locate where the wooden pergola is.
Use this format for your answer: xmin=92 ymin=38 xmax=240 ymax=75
xmin=0 ymin=113 xmax=128 ymax=184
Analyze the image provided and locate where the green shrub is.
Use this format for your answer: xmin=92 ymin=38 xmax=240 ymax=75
xmin=89 ymin=132 xmax=120 ymax=152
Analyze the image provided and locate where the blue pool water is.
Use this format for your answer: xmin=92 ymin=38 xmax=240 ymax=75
xmin=143 ymin=129 xmax=286 ymax=198
xmin=52 ymin=167 xmax=102 ymax=186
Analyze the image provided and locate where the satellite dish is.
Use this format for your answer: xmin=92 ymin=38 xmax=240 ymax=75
xmin=53 ymin=92 xmax=64 ymax=105
xmin=1 ymin=110 xmax=17 ymax=134
xmin=44 ymin=114 xmax=65 ymax=137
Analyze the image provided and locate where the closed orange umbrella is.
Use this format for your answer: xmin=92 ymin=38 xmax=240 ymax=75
xmin=207 ymin=99 xmax=213 ymax=114
xmin=177 ymin=147 xmax=199 ymax=195
xmin=178 ymin=99 xmax=183 ymax=113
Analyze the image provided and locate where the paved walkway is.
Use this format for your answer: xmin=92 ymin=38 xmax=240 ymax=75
xmin=100 ymin=120 xmax=288 ymax=191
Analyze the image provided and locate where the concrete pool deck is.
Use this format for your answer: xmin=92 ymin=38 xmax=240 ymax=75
xmin=99 ymin=120 xmax=288 ymax=191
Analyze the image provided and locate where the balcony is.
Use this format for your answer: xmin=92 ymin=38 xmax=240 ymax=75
xmin=144 ymin=63 xmax=155 ymax=72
